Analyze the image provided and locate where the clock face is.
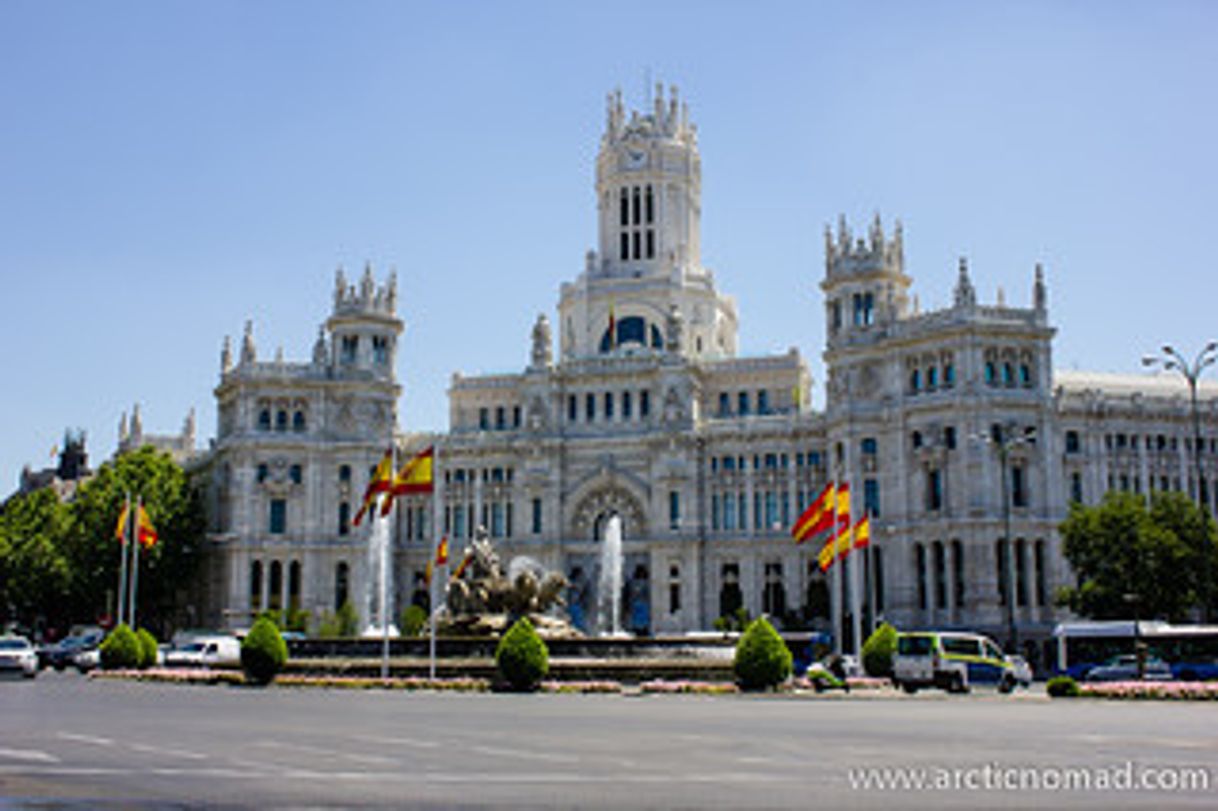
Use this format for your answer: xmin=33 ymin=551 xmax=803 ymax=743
xmin=624 ymin=149 xmax=647 ymax=169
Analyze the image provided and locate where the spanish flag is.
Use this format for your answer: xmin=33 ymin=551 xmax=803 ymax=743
xmin=136 ymin=505 xmax=158 ymax=549
xmin=435 ymin=536 xmax=449 ymax=567
xmin=791 ymin=483 xmax=834 ymax=544
xmin=818 ymin=514 xmax=869 ymax=571
xmin=354 ymin=447 xmax=394 ymax=526
xmin=608 ymin=300 xmax=616 ymax=348
xmin=379 ymin=445 xmax=436 ymax=517
xmin=833 ymin=482 xmax=851 ymax=528
xmin=852 ymin=514 xmax=871 ymax=551
xmin=114 ymin=503 xmax=131 ymax=543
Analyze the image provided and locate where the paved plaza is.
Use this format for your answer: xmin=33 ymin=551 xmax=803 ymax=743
xmin=1 ymin=672 xmax=1216 ymax=809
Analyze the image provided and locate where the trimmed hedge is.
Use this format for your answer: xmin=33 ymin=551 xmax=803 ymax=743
xmin=100 ymin=623 xmax=142 ymax=670
xmin=135 ymin=628 xmax=159 ymax=670
xmin=495 ymin=617 xmax=549 ymax=691
xmin=1047 ymin=675 xmax=1080 ymax=698
xmin=733 ymin=616 xmax=793 ymax=691
xmin=401 ymin=604 xmax=428 ymax=637
xmin=241 ymin=616 xmax=288 ymax=685
xmin=861 ymin=622 xmax=898 ymax=679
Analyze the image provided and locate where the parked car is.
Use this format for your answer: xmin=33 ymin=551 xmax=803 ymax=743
xmin=164 ymin=636 xmax=241 ymax=668
xmin=40 ymin=630 xmax=105 ymax=671
xmin=1083 ymin=654 xmax=1173 ymax=682
xmin=893 ymin=631 xmax=1026 ymax=694
xmin=0 ymin=636 xmax=39 ymax=678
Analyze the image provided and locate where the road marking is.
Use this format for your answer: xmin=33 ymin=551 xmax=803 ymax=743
xmin=56 ymin=732 xmax=114 ymax=747
xmin=354 ymin=734 xmax=440 ymax=750
xmin=469 ymin=744 xmax=580 ymax=764
xmin=0 ymin=765 xmax=790 ymax=784
xmin=130 ymin=742 xmax=208 ymax=760
xmin=0 ymin=748 xmax=60 ymax=764
xmin=252 ymin=740 xmax=396 ymax=766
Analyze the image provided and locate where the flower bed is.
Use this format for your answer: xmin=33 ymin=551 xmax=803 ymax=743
xmin=91 ymin=667 xmax=244 ymax=686
xmin=639 ymin=679 xmax=739 ymax=695
xmin=277 ymin=674 xmax=490 ymax=692
xmin=1077 ymin=681 xmax=1218 ymax=701
xmin=539 ymin=680 xmax=623 ymax=694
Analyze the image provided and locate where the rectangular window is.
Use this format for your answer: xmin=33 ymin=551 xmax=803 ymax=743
xmin=712 ymin=494 xmax=721 ymax=531
xmin=513 ymin=405 xmax=521 ymax=428
xmin=738 ymin=492 xmax=747 ymax=530
xmin=864 ymin=478 xmax=881 ymax=518
xmin=737 ymin=392 xmax=749 ymax=416
xmin=622 ymin=391 xmax=632 ymax=419
xmin=723 ymin=494 xmax=736 ymax=530
xmin=1011 ymin=465 xmax=1028 ymax=508
xmin=604 ymin=392 xmax=614 ymax=419
xmin=454 ymin=505 xmax=466 ymax=539
xmin=568 ymin=395 xmax=577 ymax=423
xmin=757 ymin=390 xmax=769 ymax=415
xmin=764 ymin=491 xmax=777 ymax=528
xmin=620 ymin=232 xmax=629 ymax=261
xmin=753 ymin=492 xmax=762 ymax=530
xmin=640 ymin=390 xmax=650 ymax=418
xmin=927 ymin=469 xmax=942 ymax=511
xmin=668 ymin=491 xmax=680 ymax=531
xmin=269 ymin=499 xmax=286 ymax=534
xmin=585 ymin=393 xmax=595 ymax=421
xmin=531 ymin=498 xmax=542 ymax=534
xmin=719 ymin=392 xmax=730 ymax=417
xmin=495 ymin=406 xmax=506 ymax=430
xmin=491 ymin=503 xmax=504 ymax=538
xmin=479 ymin=408 xmax=489 ymax=430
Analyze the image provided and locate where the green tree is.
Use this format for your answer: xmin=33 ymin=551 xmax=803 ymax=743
xmin=61 ymin=446 xmax=204 ymax=633
xmin=495 ymin=617 xmax=549 ymax=691
xmin=861 ymin=622 xmax=898 ymax=679
xmin=241 ymin=615 xmax=288 ymax=685
xmin=0 ymin=488 xmax=72 ymax=630
xmin=733 ymin=616 xmax=793 ymax=691
xmin=1058 ymin=492 xmax=1205 ymax=621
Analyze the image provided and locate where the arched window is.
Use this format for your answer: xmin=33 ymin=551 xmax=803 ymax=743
xmin=933 ymin=541 xmax=947 ymax=609
xmin=1034 ymin=540 xmax=1047 ymax=606
xmin=762 ymin=562 xmax=786 ymax=618
xmin=339 ymin=464 xmax=351 ymax=483
xmin=338 ymin=502 xmax=350 ymax=536
xmin=258 ymin=409 xmax=271 ymax=431
xmin=1015 ymin=539 xmax=1028 ymax=607
xmin=718 ymin=563 xmax=742 ymax=619
xmin=915 ymin=544 xmax=927 ymax=610
xmin=250 ymin=561 xmax=263 ymax=612
xmin=335 ymin=562 xmax=349 ymax=611
xmin=288 ymin=560 xmax=302 ymax=612
xmin=952 ymin=540 xmax=965 ymax=608
xmin=293 ymin=411 xmax=306 ymax=432
xmin=269 ymin=560 xmax=283 ymax=611
xmin=996 ymin=540 xmax=1010 ymax=606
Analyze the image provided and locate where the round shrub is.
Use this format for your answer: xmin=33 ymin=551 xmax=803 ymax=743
xmin=733 ymin=616 xmax=793 ymax=691
xmin=861 ymin=622 xmax=898 ymax=679
xmin=241 ymin=616 xmax=288 ymax=686
xmin=1047 ymin=675 xmax=1080 ymax=698
xmin=401 ymin=604 xmax=428 ymax=637
xmin=100 ymin=623 xmax=141 ymax=670
xmin=495 ymin=617 xmax=549 ymax=692
xmin=135 ymin=628 xmax=159 ymax=670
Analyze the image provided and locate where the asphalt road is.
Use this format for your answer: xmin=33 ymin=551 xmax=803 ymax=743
xmin=1 ymin=671 xmax=1216 ymax=809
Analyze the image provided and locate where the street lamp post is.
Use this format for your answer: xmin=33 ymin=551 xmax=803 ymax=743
xmin=976 ymin=423 xmax=1035 ymax=654
xmin=1143 ymin=342 xmax=1218 ymax=622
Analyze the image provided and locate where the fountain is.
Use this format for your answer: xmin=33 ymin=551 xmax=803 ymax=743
xmin=361 ymin=509 xmax=399 ymax=638
xmin=598 ymin=514 xmax=625 ymax=637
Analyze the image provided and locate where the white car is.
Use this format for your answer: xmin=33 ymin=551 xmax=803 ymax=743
xmin=164 ymin=636 xmax=241 ymax=668
xmin=0 ymin=636 xmax=39 ymax=678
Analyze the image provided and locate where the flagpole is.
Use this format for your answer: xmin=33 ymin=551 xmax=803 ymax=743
xmin=831 ymin=477 xmax=843 ymax=656
xmin=129 ymin=495 xmax=141 ymax=630
xmin=116 ymin=492 xmax=130 ymax=627
xmin=381 ymin=444 xmax=395 ymax=681
xmin=429 ymin=444 xmax=441 ymax=681
xmin=866 ymin=511 xmax=878 ymax=634
xmin=850 ymin=508 xmax=863 ymax=656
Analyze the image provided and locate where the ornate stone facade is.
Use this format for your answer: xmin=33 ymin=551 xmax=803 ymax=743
xmin=199 ymin=86 xmax=1218 ymax=668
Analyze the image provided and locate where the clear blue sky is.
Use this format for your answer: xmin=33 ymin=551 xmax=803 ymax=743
xmin=3 ymin=1 xmax=1216 ymax=490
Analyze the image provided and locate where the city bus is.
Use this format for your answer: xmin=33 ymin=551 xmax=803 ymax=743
xmin=1053 ymin=621 xmax=1218 ymax=680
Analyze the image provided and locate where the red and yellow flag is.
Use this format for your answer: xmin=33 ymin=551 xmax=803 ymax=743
xmin=818 ymin=514 xmax=869 ymax=571
xmin=136 ymin=505 xmax=158 ymax=548
xmin=852 ymin=514 xmax=871 ymax=551
xmin=114 ymin=503 xmax=131 ymax=543
xmin=379 ymin=446 xmax=436 ymax=517
xmin=792 ymin=483 xmax=834 ymax=544
xmin=435 ymin=536 xmax=449 ymax=567
xmin=353 ymin=447 xmax=395 ymax=526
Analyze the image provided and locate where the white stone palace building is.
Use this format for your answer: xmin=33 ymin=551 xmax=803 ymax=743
xmin=199 ymin=85 xmax=1218 ymax=665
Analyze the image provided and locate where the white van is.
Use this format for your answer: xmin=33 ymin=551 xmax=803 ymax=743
xmin=893 ymin=631 xmax=1021 ymax=694
xmin=165 ymin=635 xmax=241 ymax=668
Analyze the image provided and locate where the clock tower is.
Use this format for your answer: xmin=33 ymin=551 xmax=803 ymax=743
xmin=558 ymin=84 xmax=737 ymax=361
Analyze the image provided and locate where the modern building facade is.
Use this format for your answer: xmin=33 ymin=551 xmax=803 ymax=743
xmin=198 ymin=85 xmax=1218 ymax=667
